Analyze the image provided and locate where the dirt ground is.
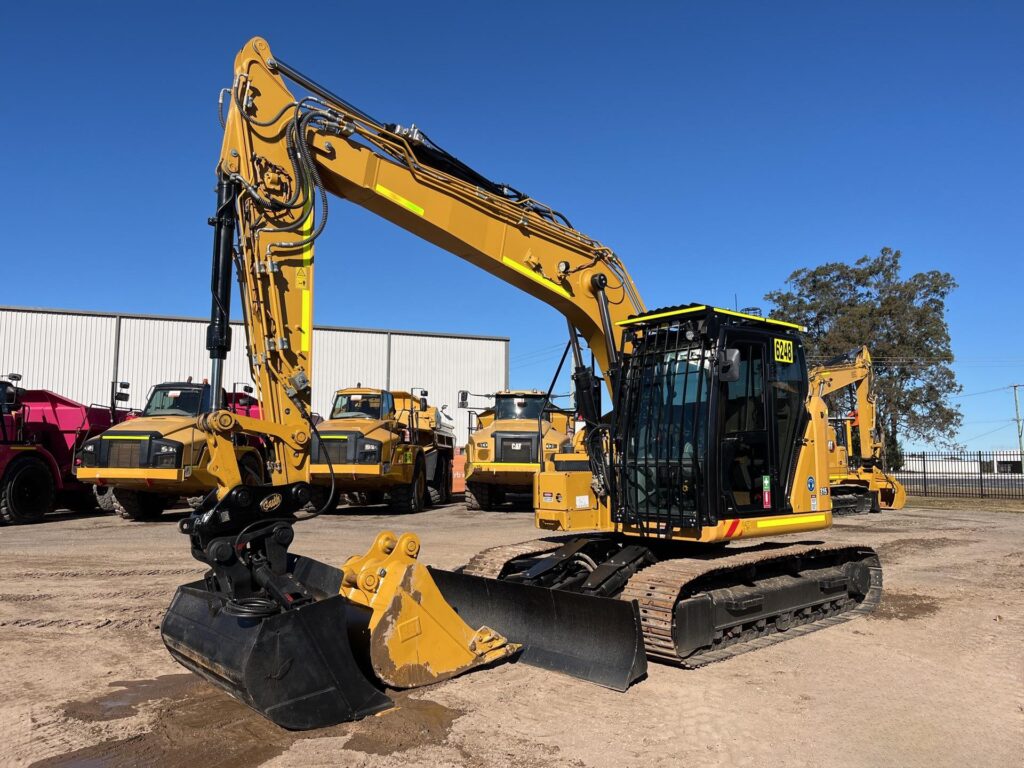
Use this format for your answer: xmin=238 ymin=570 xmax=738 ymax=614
xmin=1 ymin=500 xmax=1021 ymax=768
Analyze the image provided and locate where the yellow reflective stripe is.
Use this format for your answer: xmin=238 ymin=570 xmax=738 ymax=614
xmin=319 ymin=435 xmax=349 ymax=440
xmin=617 ymin=305 xmax=806 ymax=331
xmin=755 ymin=513 xmax=827 ymax=529
xmin=474 ymin=462 xmax=539 ymax=470
xmin=617 ymin=306 xmax=706 ymax=326
xmin=9 ymin=446 xmax=35 ymax=451
xmin=300 ymin=207 xmax=313 ymax=353
xmin=716 ymin=307 xmax=805 ymax=330
xmin=101 ymin=435 xmax=150 ymax=440
xmin=375 ymin=184 xmax=424 ymax=216
xmin=500 ymin=257 xmax=571 ymax=299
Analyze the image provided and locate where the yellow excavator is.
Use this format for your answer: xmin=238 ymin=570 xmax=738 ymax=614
xmin=162 ymin=37 xmax=882 ymax=729
xmin=809 ymin=347 xmax=906 ymax=513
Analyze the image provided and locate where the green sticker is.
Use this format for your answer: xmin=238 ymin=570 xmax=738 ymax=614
xmin=762 ymin=475 xmax=771 ymax=491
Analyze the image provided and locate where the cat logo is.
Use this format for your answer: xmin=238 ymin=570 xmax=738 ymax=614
xmin=773 ymin=338 xmax=794 ymax=364
xmin=260 ymin=493 xmax=283 ymax=512
xmin=511 ymin=442 xmax=523 ymax=451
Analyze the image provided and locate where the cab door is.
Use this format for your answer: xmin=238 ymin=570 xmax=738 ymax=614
xmin=716 ymin=334 xmax=778 ymax=517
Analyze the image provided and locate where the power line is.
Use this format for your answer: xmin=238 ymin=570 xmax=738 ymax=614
xmin=952 ymin=385 xmax=1013 ymax=399
xmin=961 ymin=423 xmax=1015 ymax=442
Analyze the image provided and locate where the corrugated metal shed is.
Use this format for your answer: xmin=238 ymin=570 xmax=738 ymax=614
xmin=0 ymin=306 xmax=507 ymax=443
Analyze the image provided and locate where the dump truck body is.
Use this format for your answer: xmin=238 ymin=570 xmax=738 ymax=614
xmin=76 ymin=382 xmax=264 ymax=519
xmin=463 ymin=390 xmax=572 ymax=509
xmin=1 ymin=380 xmax=128 ymax=522
xmin=309 ymin=387 xmax=455 ymax=511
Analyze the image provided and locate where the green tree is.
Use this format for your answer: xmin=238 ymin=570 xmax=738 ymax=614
xmin=764 ymin=248 xmax=961 ymax=464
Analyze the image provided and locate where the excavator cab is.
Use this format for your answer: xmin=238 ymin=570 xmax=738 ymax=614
xmin=612 ymin=306 xmax=809 ymax=534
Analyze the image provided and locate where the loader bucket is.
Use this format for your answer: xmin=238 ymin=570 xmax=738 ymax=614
xmin=160 ymin=581 xmax=392 ymax=730
xmin=430 ymin=568 xmax=648 ymax=691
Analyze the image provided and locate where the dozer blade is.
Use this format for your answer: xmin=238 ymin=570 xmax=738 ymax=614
xmin=161 ymin=581 xmax=392 ymax=730
xmin=430 ymin=568 xmax=648 ymax=691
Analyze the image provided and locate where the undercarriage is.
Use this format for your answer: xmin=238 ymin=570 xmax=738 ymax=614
xmin=463 ymin=535 xmax=882 ymax=666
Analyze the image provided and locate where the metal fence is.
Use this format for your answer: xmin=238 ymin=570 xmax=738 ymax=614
xmin=892 ymin=451 xmax=1024 ymax=499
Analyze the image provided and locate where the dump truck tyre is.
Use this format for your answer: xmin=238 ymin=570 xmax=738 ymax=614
xmin=1 ymin=457 xmax=55 ymax=524
xmin=111 ymin=488 xmax=166 ymax=521
xmin=307 ymin=485 xmax=338 ymax=513
xmin=427 ymin=459 xmax=449 ymax=506
xmin=465 ymin=482 xmax=494 ymax=511
xmin=93 ymin=485 xmax=115 ymax=513
xmin=440 ymin=457 xmax=454 ymax=504
xmin=388 ymin=462 xmax=425 ymax=514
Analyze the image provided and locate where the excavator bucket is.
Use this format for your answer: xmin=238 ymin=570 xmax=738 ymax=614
xmin=161 ymin=580 xmax=392 ymax=730
xmin=430 ymin=568 xmax=648 ymax=691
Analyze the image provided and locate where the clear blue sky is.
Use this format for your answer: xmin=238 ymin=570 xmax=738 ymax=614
xmin=2 ymin=2 xmax=1021 ymax=450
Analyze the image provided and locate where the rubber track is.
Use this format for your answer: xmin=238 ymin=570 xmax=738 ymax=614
xmin=462 ymin=538 xmax=882 ymax=667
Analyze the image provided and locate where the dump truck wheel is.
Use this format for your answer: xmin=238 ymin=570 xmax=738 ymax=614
xmin=307 ymin=485 xmax=338 ymax=513
xmin=465 ymin=482 xmax=494 ymax=511
xmin=66 ymin=491 xmax=98 ymax=514
xmin=93 ymin=485 xmax=116 ymax=513
xmin=389 ymin=462 xmax=425 ymax=514
xmin=1 ymin=457 xmax=55 ymax=524
xmin=111 ymin=488 xmax=166 ymax=521
xmin=428 ymin=484 xmax=443 ymax=506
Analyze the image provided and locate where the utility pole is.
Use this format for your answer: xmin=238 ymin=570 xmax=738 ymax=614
xmin=1014 ymin=384 xmax=1023 ymax=461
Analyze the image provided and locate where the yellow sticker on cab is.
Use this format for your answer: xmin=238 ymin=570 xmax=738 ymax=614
xmin=774 ymin=338 xmax=794 ymax=364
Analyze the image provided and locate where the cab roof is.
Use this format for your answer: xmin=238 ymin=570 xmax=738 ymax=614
xmin=617 ymin=303 xmax=806 ymax=332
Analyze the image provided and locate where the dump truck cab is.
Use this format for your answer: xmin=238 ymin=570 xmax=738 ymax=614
xmin=77 ymin=381 xmax=264 ymax=520
xmin=462 ymin=390 xmax=573 ymax=510
xmin=309 ymin=386 xmax=455 ymax=513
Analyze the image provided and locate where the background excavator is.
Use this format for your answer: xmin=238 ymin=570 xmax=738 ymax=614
xmin=809 ymin=347 xmax=906 ymax=513
xmin=162 ymin=37 xmax=882 ymax=730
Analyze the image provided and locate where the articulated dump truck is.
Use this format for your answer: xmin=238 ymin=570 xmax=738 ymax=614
xmin=461 ymin=389 xmax=573 ymax=510
xmin=76 ymin=381 xmax=264 ymax=520
xmin=158 ymin=37 xmax=882 ymax=731
xmin=309 ymin=387 xmax=455 ymax=512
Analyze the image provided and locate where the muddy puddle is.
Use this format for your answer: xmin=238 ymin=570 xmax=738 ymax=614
xmin=35 ymin=675 xmax=464 ymax=767
xmin=868 ymin=590 xmax=941 ymax=621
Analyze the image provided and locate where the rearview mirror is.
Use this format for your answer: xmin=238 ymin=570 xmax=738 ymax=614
xmin=419 ymin=396 xmax=429 ymax=410
xmin=243 ymin=385 xmax=254 ymax=394
xmin=118 ymin=381 xmax=130 ymax=389
xmin=7 ymin=373 xmax=22 ymax=382
xmin=458 ymin=390 xmax=469 ymax=409
xmin=114 ymin=392 xmax=130 ymax=403
xmin=718 ymin=348 xmax=741 ymax=383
